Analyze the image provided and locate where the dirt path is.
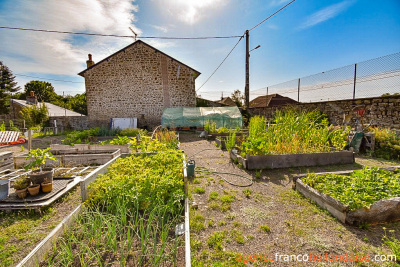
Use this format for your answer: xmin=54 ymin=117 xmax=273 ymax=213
xmin=179 ymin=132 xmax=399 ymax=266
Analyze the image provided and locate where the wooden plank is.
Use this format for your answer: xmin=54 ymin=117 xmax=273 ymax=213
xmin=80 ymin=155 xmax=121 ymax=201
xmin=16 ymin=204 xmax=82 ymax=267
xmin=0 ymin=151 xmax=13 ymax=161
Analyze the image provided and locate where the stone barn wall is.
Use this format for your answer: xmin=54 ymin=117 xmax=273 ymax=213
xmin=249 ymin=95 xmax=400 ymax=129
xmin=82 ymin=41 xmax=198 ymax=129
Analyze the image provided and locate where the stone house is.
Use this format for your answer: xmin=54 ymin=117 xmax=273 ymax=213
xmin=78 ymin=40 xmax=201 ymax=129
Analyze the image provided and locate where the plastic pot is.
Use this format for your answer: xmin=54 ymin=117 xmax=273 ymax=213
xmin=16 ymin=188 xmax=27 ymax=199
xmin=28 ymin=184 xmax=40 ymax=196
xmin=41 ymin=181 xmax=53 ymax=193
xmin=28 ymin=168 xmax=54 ymax=185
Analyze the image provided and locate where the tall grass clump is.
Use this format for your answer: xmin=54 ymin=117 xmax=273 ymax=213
xmin=241 ymin=109 xmax=349 ymax=156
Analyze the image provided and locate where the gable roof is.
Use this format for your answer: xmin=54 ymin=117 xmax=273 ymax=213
xmin=217 ymin=97 xmax=236 ymax=106
xmin=78 ymin=40 xmax=201 ymax=77
xmin=250 ymin=94 xmax=298 ymax=108
xmin=11 ymin=99 xmax=85 ymax=117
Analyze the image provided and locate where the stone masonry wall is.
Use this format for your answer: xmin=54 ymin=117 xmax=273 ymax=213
xmin=249 ymin=95 xmax=400 ymax=129
xmin=83 ymin=41 xmax=197 ymax=129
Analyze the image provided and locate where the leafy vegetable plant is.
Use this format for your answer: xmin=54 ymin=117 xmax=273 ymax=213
xmin=302 ymin=167 xmax=400 ymax=210
xmin=24 ymin=148 xmax=56 ymax=172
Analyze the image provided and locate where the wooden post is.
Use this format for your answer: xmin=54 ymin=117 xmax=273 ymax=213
xmin=28 ymin=130 xmax=32 ymax=151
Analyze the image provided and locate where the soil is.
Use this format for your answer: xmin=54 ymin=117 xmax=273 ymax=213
xmin=179 ymin=132 xmax=400 ymax=266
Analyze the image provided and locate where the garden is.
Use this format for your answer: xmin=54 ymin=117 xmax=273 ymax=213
xmin=1 ymin=107 xmax=400 ymax=266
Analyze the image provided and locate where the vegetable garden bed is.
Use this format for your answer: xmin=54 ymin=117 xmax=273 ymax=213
xmin=293 ymin=167 xmax=400 ymax=225
xmin=38 ymin=137 xmax=187 ymax=266
xmin=230 ymin=149 xmax=355 ymax=170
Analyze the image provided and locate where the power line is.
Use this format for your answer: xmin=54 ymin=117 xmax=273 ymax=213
xmin=196 ymin=35 xmax=244 ymax=92
xmin=249 ymin=0 xmax=297 ymax=32
xmin=0 ymin=26 xmax=242 ymax=40
xmin=15 ymin=73 xmax=84 ymax=83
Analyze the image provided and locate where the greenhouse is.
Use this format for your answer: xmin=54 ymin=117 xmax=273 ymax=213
xmin=161 ymin=107 xmax=243 ymax=128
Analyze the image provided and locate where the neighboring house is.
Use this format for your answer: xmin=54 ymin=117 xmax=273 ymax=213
xmin=79 ymin=40 xmax=201 ymax=129
xmin=249 ymin=94 xmax=298 ymax=116
xmin=216 ymin=97 xmax=237 ymax=107
xmin=9 ymin=98 xmax=87 ymax=130
xmin=196 ymin=97 xmax=226 ymax=107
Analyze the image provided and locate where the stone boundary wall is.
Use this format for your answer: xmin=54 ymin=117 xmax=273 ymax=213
xmin=50 ymin=116 xmax=88 ymax=131
xmin=249 ymin=95 xmax=400 ymax=129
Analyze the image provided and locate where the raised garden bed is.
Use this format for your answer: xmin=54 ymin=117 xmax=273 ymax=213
xmin=14 ymin=146 xmax=121 ymax=168
xmin=230 ymin=149 xmax=354 ymax=170
xmin=293 ymin=167 xmax=400 ymax=225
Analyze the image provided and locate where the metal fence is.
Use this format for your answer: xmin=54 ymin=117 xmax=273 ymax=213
xmin=251 ymin=52 xmax=400 ymax=103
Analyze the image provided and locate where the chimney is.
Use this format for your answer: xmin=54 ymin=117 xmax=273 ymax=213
xmin=26 ymin=91 xmax=38 ymax=104
xmin=86 ymin=54 xmax=94 ymax=68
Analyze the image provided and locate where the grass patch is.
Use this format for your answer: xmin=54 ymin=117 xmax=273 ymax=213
xmin=207 ymin=231 xmax=226 ymax=250
xmin=242 ymin=189 xmax=252 ymax=198
xmin=194 ymin=187 xmax=206 ymax=194
xmin=190 ymin=213 xmax=206 ymax=233
xmin=208 ymin=191 xmax=219 ymax=201
xmin=260 ymin=225 xmax=271 ymax=233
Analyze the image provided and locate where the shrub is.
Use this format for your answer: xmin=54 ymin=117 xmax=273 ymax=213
xmin=369 ymin=127 xmax=400 ymax=160
xmin=20 ymin=103 xmax=48 ymax=128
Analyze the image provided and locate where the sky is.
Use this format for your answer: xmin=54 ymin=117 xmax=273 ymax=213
xmin=0 ymin=0 xmax=399 ymax=101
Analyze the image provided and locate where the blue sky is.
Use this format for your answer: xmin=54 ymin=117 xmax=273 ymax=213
xmin=0 ymin=0 xmax=399 ymax=100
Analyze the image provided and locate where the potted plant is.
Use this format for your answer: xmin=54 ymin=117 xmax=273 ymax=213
xmin=27 ymin=184 xmax=40 ymax=196
xmin=25 ymin=148 xmax=57 ymax=185
xmin=13 ymin=177 xmax=30 ymax=199
xmin=41 ymin=177 xmax=53 ymax=193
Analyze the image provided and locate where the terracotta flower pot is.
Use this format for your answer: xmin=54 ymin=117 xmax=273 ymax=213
xmin=28 ymin=168 xmax=54 ymax=185
xmin=28 ymin=184 xmax=40 ymax=196
xmin=16 ymin=188 xmax=27 ymax=199
xmin=41 ymin=181 xmax=53 ymax=193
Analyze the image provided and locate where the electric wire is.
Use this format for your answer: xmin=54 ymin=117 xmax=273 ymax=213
xmin=196 ymin=35 xmax=244 ymax=92
xmin=249 ymin=0 xmax=297 ymax=32
xmin=14 ymin=73 xmax=84 ymax=83
xmin=0 ymin=26 xmax=242 ymax=40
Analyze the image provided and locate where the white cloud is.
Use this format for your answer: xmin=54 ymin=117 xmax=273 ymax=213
xmin=0 ymin=0 xmax=140 ymax=77
xmin=269 ymin=0 xmax=291 ymax=6
xmin=157 ymin=0 xmax=229 ymax=25
xmin=150 ymin=25 xmax=169 ymax=33
xmin=299 ymin=1 xmax=354 ymax=29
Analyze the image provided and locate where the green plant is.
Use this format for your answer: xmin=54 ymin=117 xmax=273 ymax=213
xmin=255 ymin=170 xmax=262 ymax=179
xmin=190 ymin=214 xmax=206 ymax=233
xmin=194 ymin=187 xmax=205 ymax=194
xmin=24 ymin=148 xmax=56 ymax=172
xmin=303 ymin=167 xmax=400 ymax=210
xmin=369 ymin=127 xmax=400 ymax=160
xmin=241 ymin=110 xmax=349 ymax=157
xmin=209 ymin=191 xmax=219 ymax=201
xmin=382 ymin=229 xmax=400 ymax=262
xmin=20 ymin=103 xmax=49 ymax=128
xmin=220 ymin=195 xmax=235 ymax=203
xmin=260 ymin=225 xmax=271 ymax=233
xmin=242 ymin=189 xmax=252 ymax=198
xmin=0 ymin=121 xmax=5 ymax=131
xmin=207 ymin=231 xmax=226 ymax=250
xmin=13 ymin=177 xmax=29 ymax=190
xmin=225 ymin=131 xmax=236 ymax=152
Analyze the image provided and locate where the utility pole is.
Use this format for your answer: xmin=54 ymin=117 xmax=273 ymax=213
xmin=245 ymin=30 xmax=250 ymax=109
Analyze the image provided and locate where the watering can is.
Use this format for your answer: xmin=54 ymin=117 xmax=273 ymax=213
xmin=186 ymin=160 xmax=195 ymax=177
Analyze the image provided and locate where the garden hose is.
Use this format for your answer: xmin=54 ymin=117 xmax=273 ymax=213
xmin=186 ymin=149 xmax=253 ymax=187
xmin=195 ymin=168 xmax=253 ymax=187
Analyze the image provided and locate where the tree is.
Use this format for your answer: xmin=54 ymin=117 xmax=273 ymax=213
xmin=67 ymin=93 xmax=87 ymax=115
xmin=20 ymin=103 xmax=49 ymax=128
xmin=24 ymin=80 xmax=58 ymax=102
xmin=231 ymin=89 xmax=244 ymax=107
xmin=0 ymin=61 xmax=20 ymax=114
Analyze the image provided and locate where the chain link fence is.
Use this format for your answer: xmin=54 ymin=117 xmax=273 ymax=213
xmin=251 ymin=52 xmax=400 ymax=102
